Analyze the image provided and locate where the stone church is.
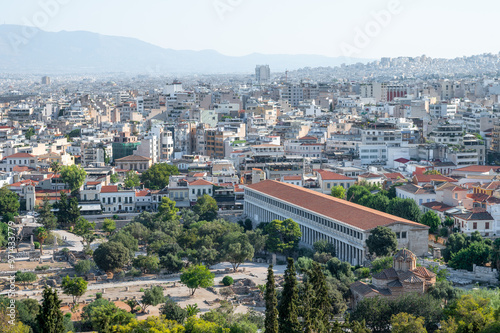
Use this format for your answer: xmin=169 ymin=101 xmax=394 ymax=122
xmin=350 ymin=249 xmax=436 ymax=307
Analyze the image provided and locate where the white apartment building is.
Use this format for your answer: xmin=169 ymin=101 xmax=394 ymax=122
xmin=100 ymin=185 xmax=136 ymax=213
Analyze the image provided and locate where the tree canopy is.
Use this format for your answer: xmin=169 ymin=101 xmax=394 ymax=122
xmin=93 ymin=241 xmax=131 ymax=272
xmin=140 ymin=163 xmax=179 ymax=190
xmin=265 ymin=218 xmax=302 ymax=255
xmin=366 ymin=226 xmax=398 ymax=257
xmin=180 ymin=264 xmax=214 ymax=296
xmin=59 ymin=165 xmax=87 ymax=194
xmin=193 ymin=194 xmax=218 ymax=221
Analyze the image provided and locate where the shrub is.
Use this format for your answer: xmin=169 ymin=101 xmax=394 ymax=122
xmin=35 ymin=265 xmax=50 ymax=271
xmin=34 ymin=241 xmax=40 ymax=249
xmin=127 ymin=267 xmax=142 ymax=277
xmin=439 ymin=227 xmax=449 ymax=238
xmin=222 ymin=276 xmax=234 ymax=286
xmin=96 ymin=293 xmax=102 ymax=299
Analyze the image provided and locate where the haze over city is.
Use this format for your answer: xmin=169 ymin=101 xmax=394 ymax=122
xmin=2 ymin=1 xmax=500 ymax=333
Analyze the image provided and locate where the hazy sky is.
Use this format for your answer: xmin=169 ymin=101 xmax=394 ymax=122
xmin=0 ymin=0 xmax=498 ymax=59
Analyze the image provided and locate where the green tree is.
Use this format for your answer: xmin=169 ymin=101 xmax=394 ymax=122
xmin=247 ymin=229 xmax=268 ymax=254
xmin=82 ymin=298 xmax=133 ymax=332
xmin=139 ymin=286 xmax=166 ymax=313
xmin=93 ymin=241 xmax=131 ymax=272
xmin=365 ymin=193 xmax=390 ymax=212
xmin=102 ymin=218 xmax=116 ymax=236
xmin=60 ymin=164 xmax=87 ymax=195
xmin=124 ymin=170 xmax=140 ymax=189
xmin=387 ymin=198 xmax=421 ymax=221
xmin=265 ymin=265 xmax=279 ymax=333
xmin=61 ymin=275 xmax=88 ymax=306
xmin=346 ymin=185 xmax=371 ymax=204
xmin=331 ymin=185 xmax=346 ymax=199
xmin=350 ymin=296 xmax=392 ymax=333
xmin=442 ymin=232 xmax=469 ymax=261
xmin=370 ymin=256 xmax=393 ymax=273
xmin=15 ymin=271 xmax=37 ymax=286
xmin=67 ymin=196 xmax=81 ymax=224
xmin=428 ymin=280 xmax=458 ymax=304
xmin=193 ymin=194 xmax=218 ymax=221
xmin=0 ymin=186 xmax=20 ymax=218
xmin=366 ymin=226 xmax=398 ymax=257
xmin=113 ymin=316 xmax=185 ymax=332
xmin=278 ymin=258 xmax=300 ymax=333
xmin=73 ymin=217 xmax=96 ymax=250
xmin=449 ymin=241 xmax=491 ymax=271
xmin=180 ymin=264 xmax=215 ymax=296
xmin=109 ymin=173 xmax=119 ymax=184
xmin=34 ymin=227 xmax=49 ymax=255
xmin=391 ymin=313 xmax=427 ymax=333
xmin=37 ymin=197 xmax=58 ymax=230
xmin=25 ymin=127 xmax=35 ymax=140
xmin=442 ymin=295 xmax=494 ymax=333
xmin=75 ymin=259 xmax=96 ymax=276
xmin=185 ymin=303 xmax=200 ymax=317
xmin=265 ymin=218 xmax=302 ymax=256
xmin=133 ymin=255 xmax=160 ymax=274
xmin=420 ymin=211 xmax=441 ymax=234
xmin=221 ymin=232 xmax=254 ymax=272
xmin=50 ymin=161 xmax=61 ymax=175
xmin=308 ymin=262 xmax=332 ymax=332
xmin=140 ymin=163 xmax=179 ymax=190
xmin=122 ymin=222 xmax=150 ymax=246
xmin=160 ymin=253 xmax=184 ymax=273
xmin=37 ymin=287 xmax=64 ymax=333
xmin=158 ymin=196 xmax=180 ymax=222
xmin=161 ymin=296 xmax=187 ymax=323
xmin=313 ymin=240 xmax=336 ymax=257
xmin=110 ymin=230 xmax=139 ymax=256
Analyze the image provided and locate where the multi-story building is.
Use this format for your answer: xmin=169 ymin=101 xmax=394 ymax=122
xmin=255 ymin=65 xmax=271 ymax=84
xmin=244 ymin=180 xmax=429 ymax=266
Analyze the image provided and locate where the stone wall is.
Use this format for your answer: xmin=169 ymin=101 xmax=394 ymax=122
xmin=417 ymin=259 xmax=499 ymax=285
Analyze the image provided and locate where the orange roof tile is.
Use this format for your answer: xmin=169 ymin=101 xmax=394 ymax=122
xmin=189 ymin=179 xmax=213 ymax=186
xmin=247 ymin=180 xmax=427 ymax=231
xmin=316 ymin=169 xmax=355 ymax=181
xmin=101 ymin=185 xmax=118 ymax=193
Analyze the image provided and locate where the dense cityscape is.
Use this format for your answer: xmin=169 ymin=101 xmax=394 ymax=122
xmin=3 ymin=1 xmax=500 ymax=333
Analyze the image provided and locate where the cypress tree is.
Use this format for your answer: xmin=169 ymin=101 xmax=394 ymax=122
xmin=37 ymin=287 xmax=65 ymax=333
xmin=278 ymin=257 xmax=301 ymax=333
xmin=265 ymin=265 xmax=279 ymax=333
xmin=301 ymin=279 xmax=315 ymax=333
xmin=309 ymin=262 xmax=332 ymax=332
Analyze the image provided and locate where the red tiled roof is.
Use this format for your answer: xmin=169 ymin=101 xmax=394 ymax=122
xmin=193 ymin=173 xmax=206 ymax=177
xmin=394 ymin=158 xmax=410 ymax=164
xmin=316 ymin=169 xmax=354 ymax=181
xmin=4 ymin=152 xmax=36 ymax=159
xmin=455 ymin=165 xmax=499 ymax=173
xmin=246 ymin=180 xmax=427 ymax=231
xmin=86 ymin=181 xmax=101 ymax=185
xmin=135 ymin=190 xmax=149 ymax=197
xmin=189 ymin=179 xmax=213 ymax=186
xmin=359 ymin=173 xmax=382 ymax=179
xmin=12 ymin=165 xmax=33 ymax=172
xmin=283 ymin=176 xmax=302 ymax=180
xmin=421 ymin=201 xmax=454 ymax=212
xmin=383 ymin=172 xmax=405 ymax=180
xmin=413 ymin=174 xmax=456 ymax=183
xmin=101 ymin=185 xmax=118 ymax=193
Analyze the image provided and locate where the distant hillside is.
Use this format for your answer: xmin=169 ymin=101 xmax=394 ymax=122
xmin=0 ymin=25 xmax=367 ymax=74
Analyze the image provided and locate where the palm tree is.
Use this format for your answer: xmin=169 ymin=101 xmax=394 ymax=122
xmin=50 ymin=161 xmax=61 ymax=175
xmin=34 ymin=227 xmax=49 ymax=255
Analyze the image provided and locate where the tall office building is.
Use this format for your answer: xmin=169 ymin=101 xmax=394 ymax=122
xmin=41 ymin=76 xmax=51 ymax=85
xmin=255 ymin=65 xmax=271 ymax=84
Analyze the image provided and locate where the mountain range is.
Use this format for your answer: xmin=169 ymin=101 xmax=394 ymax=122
xmin=0 ymin=25 xmax=367 ymax=74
